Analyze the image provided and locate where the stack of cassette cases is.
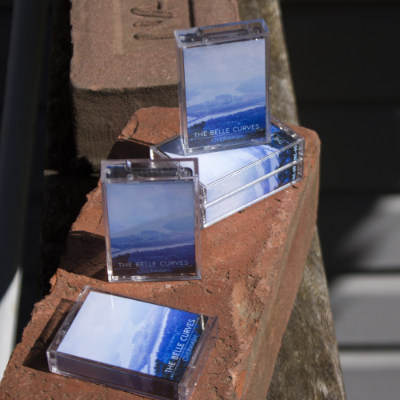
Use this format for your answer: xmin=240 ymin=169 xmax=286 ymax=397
xmin=101 ymin=159 xmax=202 ymax=282
xmin=150 ymin=117 xmax=304 ymax=228
xmin=47 ymin=286 xmax=218 ymax=400
xmin=175 ymin=19 xmax=271 ymax=155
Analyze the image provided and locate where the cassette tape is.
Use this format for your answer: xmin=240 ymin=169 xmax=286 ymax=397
xmin=101 ymin=159 xmax=202 ymax=282
xmin=150 ymin=117 xmax=304 ymax=209
xmin=47 ymin=286 xmax=218 ymax=400
xmin=202 ymin=160 xmax=303 ymax=228
xmin=175 ymin=19 xmax=271 ymax=154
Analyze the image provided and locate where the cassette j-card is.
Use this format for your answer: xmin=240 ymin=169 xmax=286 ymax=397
xmin=151 ymin=117 xmax=304 ymax=206
xmin=101 ymin=159 xmax=202 ymax=282
xmin=175 ymin=19 xmax=271 ymax=154
xmin=47 ymin=286 xmax=218 ymax=400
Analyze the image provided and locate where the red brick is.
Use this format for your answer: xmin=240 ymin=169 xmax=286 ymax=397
xmin=0 ymin=108 xmax=320 ymax=399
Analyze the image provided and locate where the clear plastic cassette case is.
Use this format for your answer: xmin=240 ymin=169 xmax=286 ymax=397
xmin=175 ymin=19 xmax=271 ymax=154
xmin=47 ymin=286 xmax=218 ymax=400
xmin=101 ymin=159 xmax=202 ymax=282
xmin=150 ymin=117 xmax=304 ymax=208
xmin=202 ymin=160 xmax=303 ymax=228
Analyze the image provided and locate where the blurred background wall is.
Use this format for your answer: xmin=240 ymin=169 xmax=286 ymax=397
xmin=0 ymin=0 xmax=50 ymax=378
xmin=280 ymin=1 xmax=400 ymax=398
xmin=1 ymin=0 xmax=400 ymax=398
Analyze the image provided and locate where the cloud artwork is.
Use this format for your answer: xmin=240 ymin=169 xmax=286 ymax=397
xmin=105 ymin=180 xmax=197 ymax=277
xmin=57 ymin=291 xmax=207 ymax=383
xmin=182 ymin=38 xmax=268 ymax=149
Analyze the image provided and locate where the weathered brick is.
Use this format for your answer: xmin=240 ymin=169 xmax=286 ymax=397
xmin=70 ymin=0 xmax=239 ymax=169
xmin=1 ymin=107 xmax=320 ymax=399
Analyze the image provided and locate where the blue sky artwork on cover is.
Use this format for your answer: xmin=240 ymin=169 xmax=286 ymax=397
xmin=183 ymin=38 xmax=266 ymax=148
xmin=57 ymin=291 xmax=207 ymax=384
xmin=106 ymin=181 xmax=196 ymax=276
